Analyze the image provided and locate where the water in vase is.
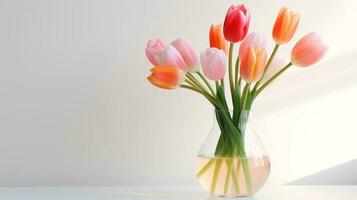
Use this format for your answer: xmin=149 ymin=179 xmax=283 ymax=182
xmin=196 ymin=155 xmax=270 ymax=197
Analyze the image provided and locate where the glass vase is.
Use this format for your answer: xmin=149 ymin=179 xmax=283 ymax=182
xmin=196 ymin=110 xmax=270 ymax=197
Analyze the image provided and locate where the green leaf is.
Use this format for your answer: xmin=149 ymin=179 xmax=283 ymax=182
xmin=216 ymin=84 xmax=229 ymax=112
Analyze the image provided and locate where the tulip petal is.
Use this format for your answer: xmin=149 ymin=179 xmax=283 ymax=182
xmin=147 ymin=66 xmax=186 ymax=89
xmin=154 ymin=45 xmax=188 ymax=72
xmin=210 ymin=24 xmax=228 ymax=54
xmin=282 ymin=13 xmax=300 ymax=41
xmin=147 ymin=75 xmax=175 ymax=89
xmin=171 ymin=38 xmax=198 ymax=72
xmin=253 ymin=49 xmax=267 ymax=80
xmin=279 ymin=9 xmax=291 ymax=40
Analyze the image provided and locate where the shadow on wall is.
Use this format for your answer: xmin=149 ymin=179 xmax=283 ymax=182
xmin=287 ymin=159 xmax=357 ymax=185
xmin=256 ymin=51 xmax=357 ymax=115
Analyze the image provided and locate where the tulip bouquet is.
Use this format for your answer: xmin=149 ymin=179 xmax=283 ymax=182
xmin=145 ymin=4 xmax=327 ymax=197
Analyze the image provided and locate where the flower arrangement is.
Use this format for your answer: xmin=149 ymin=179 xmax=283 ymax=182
xmin=145 ymin=4 xmax=327 ymax=197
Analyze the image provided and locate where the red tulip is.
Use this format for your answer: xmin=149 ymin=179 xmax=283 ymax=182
xmin=223 ymin=4 xmax=250 ymax=43
xmin=209 ymin=24 xmax=228 ymax=54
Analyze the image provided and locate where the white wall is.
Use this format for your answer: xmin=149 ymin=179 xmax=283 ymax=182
xmin=0 ymin=0 xmax=356 ymax=186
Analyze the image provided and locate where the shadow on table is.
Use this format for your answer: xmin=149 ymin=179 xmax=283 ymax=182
xmin=287 ymin=159 xmax=357 ymax=185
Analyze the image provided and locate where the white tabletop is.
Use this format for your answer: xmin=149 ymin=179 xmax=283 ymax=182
xmin=0 ymin=186 xmax=355 ymax=200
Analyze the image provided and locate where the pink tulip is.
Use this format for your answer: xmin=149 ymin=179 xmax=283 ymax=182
xmin=171 ymin=38 xmax=198 ymax=72
xmin=239 ymin=33 xmax=267 ymax=82
xmin=223 ymin=4 xmax=250 ymax=43
xmin=145 ymin=39 xmax=165 ymax=66
xmin=291 ymin=32 xmax=328 ymax=67
xmin=200 ymin=48 xmax=226 ymax=81
xmin=154 ymin=45 xmax=188 ymax=72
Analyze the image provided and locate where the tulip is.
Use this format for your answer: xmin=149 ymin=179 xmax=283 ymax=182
xmin=200 ymin=48 xmax=226 ymax=81
xmin=291 ymin=32 xmax=328 ymax=67
xmin=239 ymin=33 xmax=267 ymax=82
xmin=223 ymin=4 xmax=250 ymax=43
xmin=145 ymin=39 xmax=165 ymax=66
xmin=273 ymin=7 xmax=300 ymax=44
xmin=209 ymin=24 xmax=228 ymax=54
xmin=171 ymin=38 xmax=198 ymax=72
xmin=147 ymin=66 xmax=186 ymax=89
xmin=154 ymin=45 xmax=188 ymax=72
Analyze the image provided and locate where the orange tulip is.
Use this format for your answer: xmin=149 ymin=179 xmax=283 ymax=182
xmin=272 ymin=7 xmax=300 ymax=44
xmin=239 ymin=33 xmax=267 ymax=82
xmin=209 ymin=24 xmax=228 ymax=54
xmin=147 ymin=66 xmax=186 ymax=89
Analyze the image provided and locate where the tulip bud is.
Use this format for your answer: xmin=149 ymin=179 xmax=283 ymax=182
xmin=147 ymin=66 xmax=186 ymax=89
xmin=223 ymin=4 xmax=250 ymax=43
xmin=154 ymin=45 xmax=188 ymax=72
xmin=273 ymin=7 xmax=300 ymax=44
xmin=239 ymin=33 xmax=267 ymax=82
xmin=209 ymin=24 xmax=228 ymax=54
xmin=145 ymin=39 xmax=165 ymax=66
xmin=200 ymin=48 xmax=227 ymax=81
xmin=291 ymin=32 xmax=328 ymax=67
xmin=171 ymin=38 xmax=199 ymax=72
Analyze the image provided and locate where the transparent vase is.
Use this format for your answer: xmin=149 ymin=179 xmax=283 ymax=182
xmin=196 ymin=110 xmax=270 ymax=197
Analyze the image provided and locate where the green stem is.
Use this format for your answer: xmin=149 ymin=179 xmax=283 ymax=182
xmin=187 ymin=73 xmax=211 ymax=98
xmin=228 ymin=159 xmax=240 ymax=194
xmin=234 ymin=56 xmax=240 ymax=86
xmin=197 ymin=71 xmax=215 ymax=96
xmin=197 ymin=158 xmax=216 ymax=178
xmin=210 ymin=159 xmax=223 ymax=194
xmin=241 ymin=158 xmax=253 ymax=194
xmin=184 ymin=78 xmax=195 ymax=87
xmin=183 ymin=79 xmax=227 ymax=113
xmin=180 ymin=84 xmax=218 ymax=107
xmin=241 ymin=83 xmax=251 ymax=110
xmin=215 ymin=81 xmax=220 ymax=95
xmin=252 ymin=44 xmax=280 ymax=93
xmin=228 ymin=43 xmax=235 ymax=102
xmin=234 ymin=159 xmax=241 ymax=193
xmin=224 ymin=159 xmax=233 ymax=194
xmin=255 ymin=62 xmax=292 ymax=97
